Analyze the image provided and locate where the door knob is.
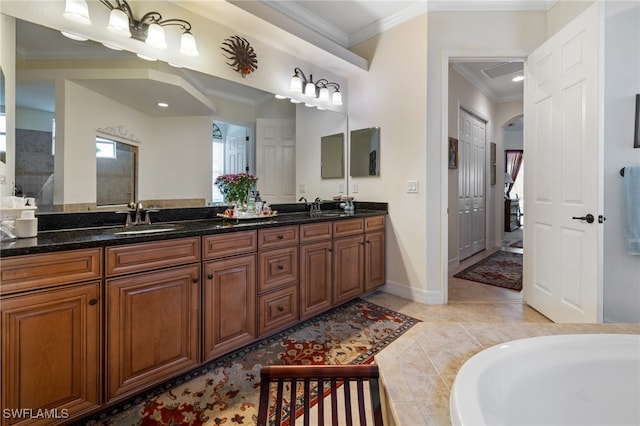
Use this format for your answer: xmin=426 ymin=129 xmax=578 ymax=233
xmin=572 ymin=214 xmax=595 ymax=223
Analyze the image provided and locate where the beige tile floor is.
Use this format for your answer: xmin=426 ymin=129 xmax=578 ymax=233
xmin=366 ymin=235 xmax=640 ymax=426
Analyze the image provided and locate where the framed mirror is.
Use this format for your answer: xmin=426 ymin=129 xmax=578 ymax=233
xmin=320 ymin=132 xmax=344 ymax=179
xmin=0 ymin=65 xmax=6 ymax=164
xmin=350 ymin=127 xmax=380 ymax=177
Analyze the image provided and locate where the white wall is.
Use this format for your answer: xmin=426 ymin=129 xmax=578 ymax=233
xmin=349 ymin=14 xmax=429 ymax=301
xmin=602 ymin=1 xmax=640 ymax=323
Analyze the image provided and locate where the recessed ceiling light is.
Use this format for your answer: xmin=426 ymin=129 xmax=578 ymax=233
xmin=512 ymin=75 xmax=525 ymax=82
xmin=157 ymin=102 xmax=169 ymax=108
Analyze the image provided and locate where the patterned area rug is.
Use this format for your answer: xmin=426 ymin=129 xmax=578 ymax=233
xmin=83 ymin=299 xmax=418 ymax=425
xmin=510 ymin=240 xmax=524 ymax=248
xmin=454 ymin=250 xmax=523 ymax=291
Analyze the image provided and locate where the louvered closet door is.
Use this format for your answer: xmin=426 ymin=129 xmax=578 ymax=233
xmin=458 ymin=109 xmax=486 ymax=260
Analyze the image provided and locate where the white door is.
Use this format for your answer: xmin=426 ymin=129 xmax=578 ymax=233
xmin=458 ymin=109 xmax=486 ymax=260
xmin=524 ymin=3 xmax=602 ymax=323
xmin=256 ymin=119 xmax=296 ymax=204
xmin=226 ymin=132 xmax=247 ymax=174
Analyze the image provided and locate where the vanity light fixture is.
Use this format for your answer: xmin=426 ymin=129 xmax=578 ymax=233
xmin=512 ymin=75 xmax=524 ymax=82
xmin=62 ymin=0 xmax=199 ymax=57
xmin=289 ymin=68 xmax=343 ymax=106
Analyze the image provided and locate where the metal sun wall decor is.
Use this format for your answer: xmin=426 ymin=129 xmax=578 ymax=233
xmin=221 ymin=35 xmax=258 ymax=77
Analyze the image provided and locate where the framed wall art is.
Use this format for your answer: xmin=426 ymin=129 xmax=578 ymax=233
xmin=448 ymin=137 xmax=458 ymax=169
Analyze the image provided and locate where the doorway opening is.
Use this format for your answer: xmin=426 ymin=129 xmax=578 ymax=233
xmin=444 ymin=55 xmax=526 ymax=304
xmin=211 ymin=120 xmax=254 ymax=204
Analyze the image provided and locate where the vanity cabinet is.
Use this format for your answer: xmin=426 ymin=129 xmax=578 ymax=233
xmin=299 ymin=222 xmax=333 ymax=320
xmin=202 ymin=231 xmax=257 ymax=361
xmin=105 ymin=238 xmax=200 ymax=402
xmin=0 ymin=249 xmax=102 ymax=425
xmin=257 ymin=226 xmax=300 ymax=336
xmin=332 ymin=218 xmax=366 ymax=304
xmin=332 ymin=217 xmax=386 ymax=304
xmin=364 ymin=216 xmax=386 ymax=291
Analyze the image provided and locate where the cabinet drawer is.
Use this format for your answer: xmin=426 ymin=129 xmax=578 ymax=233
xmin=258 ymin=246 xmax=298 ymax=293
xmin=203 ymin=230 xmax=257 ymax=260
xmin=0 ymin=248 xmax=102 ymax=295
xmin=300 ymin=221 xmax=333 ymax=243
xmin=333 ymin=218 xmax=364 ymax=237
xmin=106 ymin=237 xmax=200 ymax=276
xmin=258 ymin=284 xmax=299 ymax=337
xmin=258 ymin=225 xmax=299 ymax=250
xmin=365 ymin=215 xmax=386 ymax=232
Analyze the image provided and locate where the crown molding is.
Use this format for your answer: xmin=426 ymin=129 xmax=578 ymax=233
xmin=349 ymin=2 xmax=428 ymax=47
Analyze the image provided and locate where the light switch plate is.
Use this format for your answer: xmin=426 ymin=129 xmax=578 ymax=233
xmin=407 ymin=180 xmax=419 ymax=193
xmin=299 ymin=183 xmax=306 ymax=193
xmin=352 ymin=182 xmax=359 ymax=193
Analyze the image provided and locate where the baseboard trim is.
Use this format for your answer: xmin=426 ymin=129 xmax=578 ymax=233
xmin=380 ymin=281 xmax=445 ymax=305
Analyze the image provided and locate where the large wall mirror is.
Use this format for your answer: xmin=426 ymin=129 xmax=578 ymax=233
xmin=350 ymin=127 xmax=380 ymax=177
xmin=10 ymin=17 xmax=347 ymax=212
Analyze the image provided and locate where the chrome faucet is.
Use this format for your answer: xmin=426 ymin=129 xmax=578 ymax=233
xmin=118 ymin=201 xmax=157 ymax=226
xmin=310 ymin=197 xmax=322 ymax=215
xmin=298 ymin=196 xmax=308 ymax=203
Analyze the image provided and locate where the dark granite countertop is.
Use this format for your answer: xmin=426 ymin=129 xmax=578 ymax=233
xmin=0 ymin=203 xmax=387 ymax=257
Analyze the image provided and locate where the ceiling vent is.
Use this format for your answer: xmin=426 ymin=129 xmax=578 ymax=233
xmin=481 ymin=62 xmax=524 ymax=79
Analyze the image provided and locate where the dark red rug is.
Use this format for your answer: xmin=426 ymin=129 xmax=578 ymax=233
xmin=83 ymin=299 xmax=418 ymax=425
xmin=454 ymin=250 xmax=523 ymax=291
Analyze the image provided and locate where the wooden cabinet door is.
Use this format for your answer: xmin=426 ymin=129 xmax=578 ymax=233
xmin=1 ymin=282 xmax=101 ymax=424
xmin=333 ymin=235 xmax=364 ymax=305
xmin=365 ymin=230 xmax=385 ymax=292
xmin=203 ymin=255 xmax=257 ymax=361
xmin=300 ymin=240 xmax=332 ymax=320
xmin=106 ymin=265 xmax=200 ymax=402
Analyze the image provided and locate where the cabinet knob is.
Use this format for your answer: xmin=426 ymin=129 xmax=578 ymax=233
xmin=207 ymin=273 xmax=214 ymax=280
xmin=192 ymin=277 xmax=200 ymax=283
xmin=277 ymin=235 xmax=284 ymax=240
xmin=277 ymin=264 xmax=284 ymax=270
xmin=277 ymin=306 xmax=284 ymax=312
xmin=88 ymin=298 xmax=98 ymax=306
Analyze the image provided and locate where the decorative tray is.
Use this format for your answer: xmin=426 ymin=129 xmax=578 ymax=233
xmin=216 ymin=211 xmax=278 ymax=220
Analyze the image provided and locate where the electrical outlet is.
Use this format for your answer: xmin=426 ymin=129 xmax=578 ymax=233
xmin=0 ymin=175 xmax=6 ymax=185
xmin=407 ymin=180 xmax=419 ymax=193
xmin=351 ymin=182 xmax=359 ymax=193
xmin=299 ymin=183 xmax=306 ymax=193
xmin=338 ymin=183 xmax=344 ymax=193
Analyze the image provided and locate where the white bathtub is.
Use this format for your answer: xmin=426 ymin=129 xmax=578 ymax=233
xmin=450 ymin=334 xmax=640 ymax=426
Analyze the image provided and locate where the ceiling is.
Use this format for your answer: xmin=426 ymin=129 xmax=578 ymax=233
xmin=15 ymin=0 xmax=558 ymax=114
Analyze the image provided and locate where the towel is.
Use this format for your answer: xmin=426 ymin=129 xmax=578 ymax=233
xmin=624 ymin=166 xmax=640 ymax=255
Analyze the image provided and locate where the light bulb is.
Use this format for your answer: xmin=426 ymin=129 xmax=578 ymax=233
xmin=318 ymin=87 xmax=330 ymax=101
xmin=145 ymin=23 xmax=167 ymax=49
xmin=107 ymin=8 xmax=131 ymax=37
xmin=61 ymin=31 xmax=88 ymax=41
xmin=63 ymin=0 xmax=92 ymax=25
xmin=304 ymin=81 xmax=316 ymax=97
xmin=180 ymin=31 xmax=199 ymax=57
xmin=290 ymin=75 xmax=302 ymax=92
xmin=331 ymin=91 xmax=343 ymax=106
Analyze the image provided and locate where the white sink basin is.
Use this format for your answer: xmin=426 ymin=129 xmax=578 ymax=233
xmin=113 ymin=227 xmax=177 ymax=235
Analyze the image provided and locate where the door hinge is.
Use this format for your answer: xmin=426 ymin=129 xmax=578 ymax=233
xmin=598 ymin=215 xmax=606 ymax=224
